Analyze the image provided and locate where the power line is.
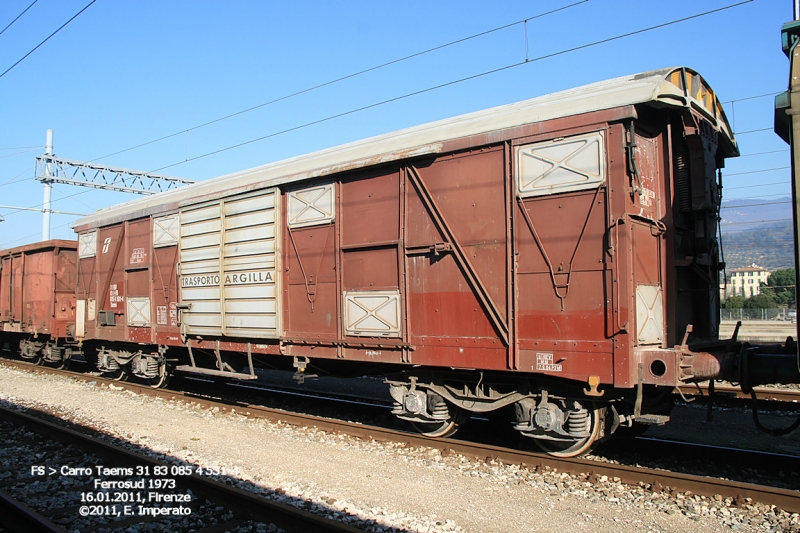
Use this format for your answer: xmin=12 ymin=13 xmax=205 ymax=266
xmin=53 ymin=184 xmax=99 ymax=211
xmin=720 ymin=200 xmax=791 ymax=209
xmin=0 ymin=147 xmax=41 ymax=159
xmin=738 ymin=149 xmax=789 ymax=158
xmin=0 ymin=166 xmax=34 ymax=187
xmin=0 ymin=0 xmax=98 ymax=80
xmin=0 ymin=0 xmax=37 ymax=37
xmin=89 ymin=1 xmax=588 ymax=164
xmin=0 ymin=186 xmax=93 ymax=219
xmin=725 ymin=245 xmax=795 ymax=249
xmin=150 ymin=0 xmax=753 ymax=173
xmin=0 ymin=145 xmax=40 ymax=151
xmin=725 ymin=193 xmax=791 ymax=202
xmin=725 ymin=181 xmax=787 ymax=191
xmin=0 ymin=220 xmax=72 ymax=248
xmin=720 ymin=218 xmax=792 ymax=226
xmin=722 ymin=92 xmax=782 ymax=104
xmin=725 ymin=166 xmax=790 ymax=176
xmin=734 ymin=127 xmax=773 ymax=135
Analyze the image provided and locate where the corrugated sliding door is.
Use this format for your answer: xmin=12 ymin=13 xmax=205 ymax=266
xmin=179 ymin=189 xmax=280 ymax=338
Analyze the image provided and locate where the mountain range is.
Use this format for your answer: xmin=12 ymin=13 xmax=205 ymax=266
xmin=719 ymin=197 xmax=794 ymax=271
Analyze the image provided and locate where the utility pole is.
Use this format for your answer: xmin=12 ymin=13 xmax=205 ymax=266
xmin=42 ymin=129 xmax=54 ymax=240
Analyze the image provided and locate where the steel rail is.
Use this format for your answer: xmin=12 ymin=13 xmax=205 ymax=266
xmin=2 ymin=359 xmax=800 ymax=513
xmin=679 ymin=383 xmax=800 ymax=403
xmin=0 ymin=402 xmax=363 ymax=533
xmin=0 ymin=490 xmax=64 ymax=533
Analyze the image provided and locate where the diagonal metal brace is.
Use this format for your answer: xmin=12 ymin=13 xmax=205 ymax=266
xmin=406 ymin=166 xmax=509 ymax=346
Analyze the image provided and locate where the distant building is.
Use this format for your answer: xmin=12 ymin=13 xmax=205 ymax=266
xmin=726 ymin=264 xmax=771 ymax=298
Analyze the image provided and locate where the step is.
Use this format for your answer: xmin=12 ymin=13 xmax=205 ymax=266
xmin=635 ymin=414 xmax=670 ymax=426
xmin=174 ymin=365 xmax=258 ymax=380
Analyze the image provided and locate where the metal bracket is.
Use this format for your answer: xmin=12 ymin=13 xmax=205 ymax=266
xmin=583 ymin=375 xmax=604 ymax=397
xmin=431 ymin=242 xmax=452 ymax=255
xmin=292 ymin=356 xmax=317 ymax=384
xmin=634 ymin=363 xmax=644 ymax=417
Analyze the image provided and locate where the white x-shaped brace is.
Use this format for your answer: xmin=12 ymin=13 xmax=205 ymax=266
xmin=636 ymin=289 xmax=661 ymax=341
xmin=79 ymin=232 xmax=97 ymax=256
xmin=155 ymin=216 xmax=178 ymax=244
xmin=128 ymin=300 xmax=150 ymax=325
xmin=291 ymin=188 xmax=330 ymax=224
xmin=350 ymin=297 xmax=397 ymax=331
xmin=520 ymin=138 xmax=600 ymax=190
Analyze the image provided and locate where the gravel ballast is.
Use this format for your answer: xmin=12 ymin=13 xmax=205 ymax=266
xmin=0 ymin=362 xmax=796 ymax=533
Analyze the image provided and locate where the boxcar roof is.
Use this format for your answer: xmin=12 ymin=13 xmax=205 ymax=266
xmin=0 ymin=239 xmax=77 ymax=256
xmin=74 ymin=67 xmax=737 ymax=230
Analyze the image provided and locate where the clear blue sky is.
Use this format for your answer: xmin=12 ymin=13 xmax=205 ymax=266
xmin=0 ymin=0 xmax=791 ymax=247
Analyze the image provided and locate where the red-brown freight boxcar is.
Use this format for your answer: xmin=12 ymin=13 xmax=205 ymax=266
xmin=0 ymin=239 xmax=78 ymax=366
xmin=72 ymin=68 xmax=760 ymax=455
xmin=72 ymin=213 xmax=182 ymax=386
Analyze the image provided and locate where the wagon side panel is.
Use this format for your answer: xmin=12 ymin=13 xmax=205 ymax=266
xmin=0 ymin=254 xmax=13 ymax=325
xmin=513 ymin=125 xmax=614 ymax=383
xmin=405 ymin=149 xmax=509 ymax=369
xmin=124 ymin=218 xmax=154 ymax=344
xmin=20 ymin=250 xmax=54 ymax=334
xmin=152 ymin=213 xmax=181 ymax=345
xmin=95 ymin=224 xmax=127 ymax=342
xmin=54 ymin=247 xmax=78 ymax=338
xmin=283 ymin=181 xmax=338 ymax=340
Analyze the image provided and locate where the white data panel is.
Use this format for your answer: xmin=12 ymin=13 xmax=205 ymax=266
xmin=127 ymin=297 xmax=151 ymax=327
xmin=636 ymin=284 xmax=663 ymax=345
xmin=287 ymin=183 xmax=335 ymax=228
xmin=179 ymin=189 xmax=280 ymax=338
xmin=153 ymin=214 xmax=179 ymax=248
xmin=76 ymin=300 xmax=86 ymax=338
xmin=78 ymin=231 xmax=97 ymax=258
xmin=343 ymin=291 xmax=401 ymax=337
xmin=516 ymin=131 xmax=605 ymax=198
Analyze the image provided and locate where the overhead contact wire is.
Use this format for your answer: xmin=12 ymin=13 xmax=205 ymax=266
xmin=0 ymin=0 xmax=98 ymax=79
xmin=150 ymin=0 xmax=752 ymax=173
xmin=0 ymin=0 xmax=38 ymax=37
xmin=90 ymin=1 xmax=588 ymax=163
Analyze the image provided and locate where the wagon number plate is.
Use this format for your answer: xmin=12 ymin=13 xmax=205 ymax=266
xmin=535 ymin=352 xmax=562 ymax=372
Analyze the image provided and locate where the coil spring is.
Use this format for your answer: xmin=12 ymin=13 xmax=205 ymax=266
xmin=99 ymin=353 xmax=119 ymax=371
xmin=132 ymin=356 xmax=160 ymax=378
xmin=145 ymin=358 xmax=159 ymax=375
xmin=567 ymin=408 xmax=589 ymax=436
xmin=430 ymin=397 xmax=449 ymax=419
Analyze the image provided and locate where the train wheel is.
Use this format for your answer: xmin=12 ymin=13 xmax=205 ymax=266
xmin=145 ymin=366 xmax=172 ymax=389
xmin=533 ymin=406 xmax=604 ymax=458
xmin=108 ymin=366 xmax=130 ymax=382
xmin=410 ymin=407 xmax=468 ymax=438
xmin=50 ymin=359 xmax=70 ymax=370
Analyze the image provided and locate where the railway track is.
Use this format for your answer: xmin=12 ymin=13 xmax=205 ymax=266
xmin=0 ymin=399 xmax=363 ymax=532
xmin=1 ymin=358 xmax=799 ymax=517
xmin=679 ymin=382 xmax=800 ymax=404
